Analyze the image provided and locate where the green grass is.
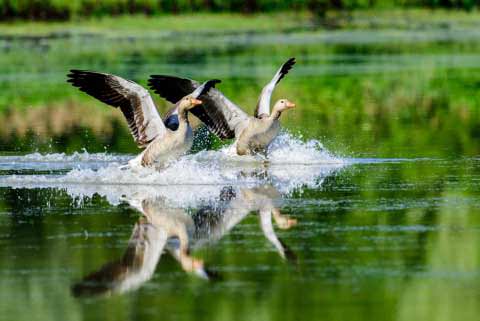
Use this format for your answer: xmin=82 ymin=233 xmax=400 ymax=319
xmin=2 ymin=9 xmax=480 ymax=36
xmin=0 ymin=11 xmax=313 ymax=36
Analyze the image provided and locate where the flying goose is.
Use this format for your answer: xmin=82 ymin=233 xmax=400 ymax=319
xmin=67 ymin=70 xmax=220 ymax=168
xmin=147 ymin=58 xmax=296 ymax=156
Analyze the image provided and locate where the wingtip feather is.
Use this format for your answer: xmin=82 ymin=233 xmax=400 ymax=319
xmin=281 ymin=57 xmax=296 ymax=74
xmin=275 ymin=57 xmax=296 ymax=84
xmin=198 ymin=79 xmax=222 ymax=96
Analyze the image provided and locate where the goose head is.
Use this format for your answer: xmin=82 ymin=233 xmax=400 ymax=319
xmin=178 ymin=95 xmax=203 ymax=111
xmin=176 ymin=95 xmax=203 ymax=122
xmin=272 ymin=99 xmax=296 ymax=117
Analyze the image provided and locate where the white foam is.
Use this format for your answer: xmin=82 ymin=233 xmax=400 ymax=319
xmin=4 ymin=151 xmax=129 ymax=163
xmin=0 ymin=151 xmax=131 ymax=171
xmin=66 ymin=184 xmax=233 ymax=207
xmin=267 ymin=132 xmax=342 ymax=165
xmin=186 ymin=132 xmax=344 ymax=165
xmin=0 ymin=133 xmax=347 ymax=206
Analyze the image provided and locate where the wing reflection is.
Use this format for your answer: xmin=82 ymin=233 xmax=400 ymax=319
xmin=72 ymin=183 xmax=298 ymax=298
xmin=72 ymin=198 xmax=206 ymax=297
xmin=192 ymin=185 xmax=297 ymax=262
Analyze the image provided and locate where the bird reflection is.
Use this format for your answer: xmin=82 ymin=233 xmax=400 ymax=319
xmin=72 ymin=184 xmax=297 ymax=298
xmin=192 ymin=185 xmax=297 ymax=261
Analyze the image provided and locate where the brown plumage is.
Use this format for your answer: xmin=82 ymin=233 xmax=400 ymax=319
xmin=148 ymin=58 xmax=297 ymax=155
xmin=67 ymin=70 xmax=165 ymax=148
xmin=67 ymin=70 xmax=219 ymax=167
xmin=148 ymin=75 xmax=236 ymax=139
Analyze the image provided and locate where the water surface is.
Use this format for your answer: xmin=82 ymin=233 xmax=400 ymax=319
xmin=1 ymin=14 xmax=480 ymax=321
xmin=0 ymin=145 xmax=479 ymax=321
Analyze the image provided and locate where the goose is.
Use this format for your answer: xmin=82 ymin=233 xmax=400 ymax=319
xmin=147 ymin=57 xmax=296 ymax=156
xmin=66 ymin=70 xmax=220 ymax=168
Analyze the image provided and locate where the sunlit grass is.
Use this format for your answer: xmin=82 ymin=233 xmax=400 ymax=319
xmin=2 ymin=9 xmax=480 ymax=36
xmin=0 ymin=11 xmax=312 ymax=36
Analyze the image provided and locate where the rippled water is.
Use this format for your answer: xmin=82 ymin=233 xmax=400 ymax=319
xmin=0 ymin=131 xmax=479 ymax=321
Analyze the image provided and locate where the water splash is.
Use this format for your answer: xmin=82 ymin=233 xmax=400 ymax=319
xmin=267 ymin=132 xmax=340 ymax=164
xmin=0 ymin=151 xmax=131 ymax=171
xmin=0 ymin=133 xmax=346 ymax=206
xmin=191 ymin=132 xmax=343 ymax=165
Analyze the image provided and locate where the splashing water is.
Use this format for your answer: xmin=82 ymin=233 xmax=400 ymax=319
xmin=267 ymin=132 xmax=340 ymax=164
xmin=0 ymin=132 xmax=346 ymax=206
xmin=0 ymin=151 xmax=131 ymax=171
xmin=190 ymin=132 xmax=343 ymax=165
xmin=19 ymin=151 xmax=128 ymax=163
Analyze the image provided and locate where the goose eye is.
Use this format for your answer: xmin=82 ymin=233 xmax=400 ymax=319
xmin=281 ymin=100 xmax=284 ymax=103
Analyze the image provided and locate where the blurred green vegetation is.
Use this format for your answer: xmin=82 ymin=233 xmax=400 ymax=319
xmin=0 ymin=10 xmax=479 ymax=157
xmin=1 ymin=0 xmax=480 ymax=21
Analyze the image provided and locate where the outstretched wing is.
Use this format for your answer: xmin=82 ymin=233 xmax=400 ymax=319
xmin=67 ymin=70 xmax=166 ymax=148
xmin=191 ymin=79 xmax=222 ymax=98
xmin=148 ymin=75 xmax=249 ymax=139
xmin=255 ymin=57 xmax=296 ymax=118
xmin=71 ymin=215 xmax=168 ymax=297
xmin=161 ymin=79 xmax=222 ymax=131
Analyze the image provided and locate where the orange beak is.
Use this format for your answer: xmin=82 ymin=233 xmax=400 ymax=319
xmin=191 ymin=98 xmax=202 ymax=106
xmin=286 ymin=101 xmax=296 ymax=108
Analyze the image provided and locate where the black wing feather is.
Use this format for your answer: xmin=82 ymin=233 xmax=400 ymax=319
xmin=148 ymin=75 xmax=235 ymax=139
xmin=67 ymin=69 xmax=164 ymax=147
xmin=147 ymin=75 xmax=196 ymax=104
xmin=67 ymin=69 xmax=140 ymax=141
xmin=276 ymin=57 xmax=296 ymax=85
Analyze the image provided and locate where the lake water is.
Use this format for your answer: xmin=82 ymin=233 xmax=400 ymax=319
xmin=1 ymin=151 xmax=479 ymax=321
xmin=1 ymin=14 xmax=480 ymax=321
